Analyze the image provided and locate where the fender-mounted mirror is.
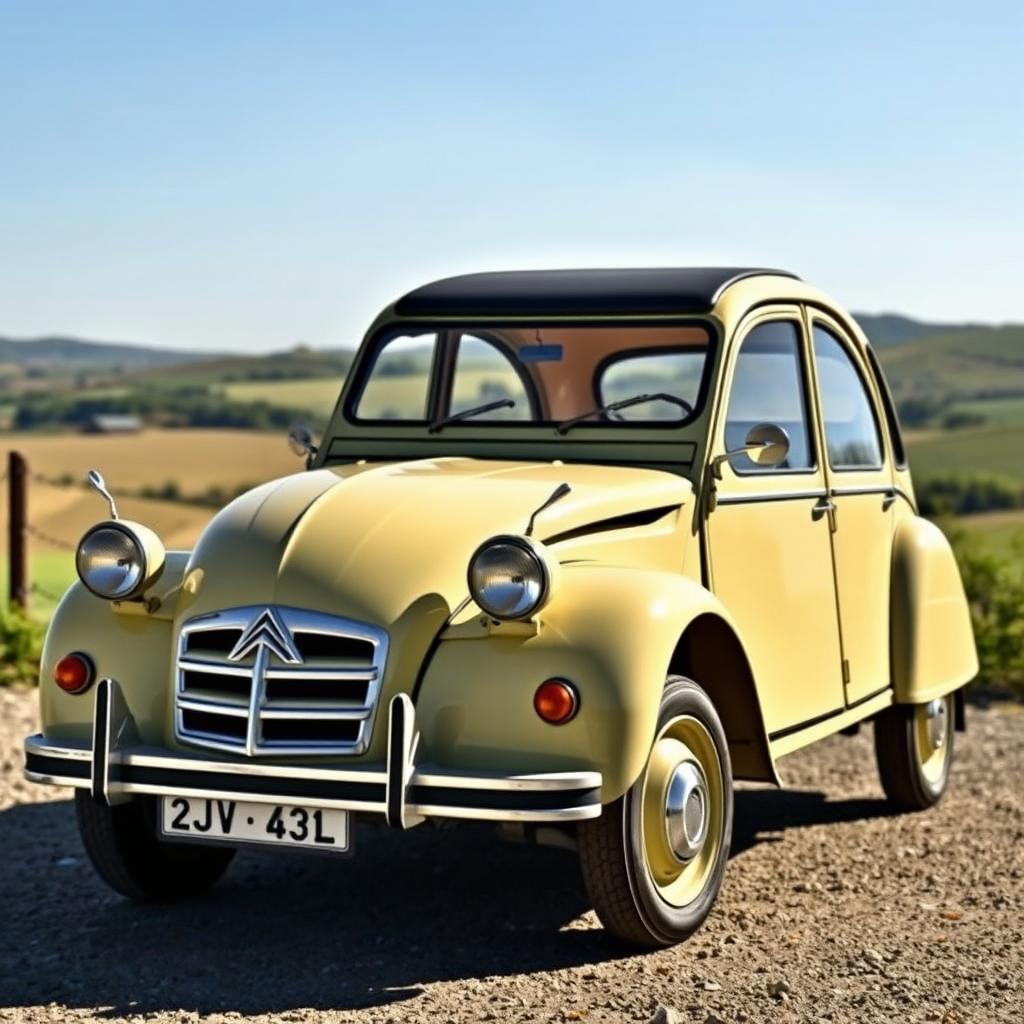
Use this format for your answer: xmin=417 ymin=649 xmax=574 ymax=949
xmin=287 ymin=424 xmax=319 ymax=466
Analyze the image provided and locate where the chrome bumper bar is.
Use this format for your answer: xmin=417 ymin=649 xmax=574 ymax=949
xmin=24 ymin=679 xmax=602 ymax=825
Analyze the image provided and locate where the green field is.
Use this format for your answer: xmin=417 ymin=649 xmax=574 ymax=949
xmin=953 ymin=509 xmax=1024 ymax=557
xmin=225 ymin=367 xmax=524 ymax=421
xmin=952 ymin=396 xmax=1024 ymax=427
xmin=223 ymin=378 xmax=342 ymax=418
xmin=878 ymin=324 xmax=1024 ymax=400
xmin=0 ymin=551 xmax=76 ymax=618
xmin=905 ymin=424 xmax=1024 ymax=482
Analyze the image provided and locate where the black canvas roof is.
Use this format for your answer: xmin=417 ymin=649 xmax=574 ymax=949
xmin=394 ymin=267 xmax=798 ymax=318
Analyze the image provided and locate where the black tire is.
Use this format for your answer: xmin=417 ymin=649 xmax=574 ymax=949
xmin=577 ymin=675 xmax=733 ymax=948
xmin=75 ymin=792 xmax=235 ymax=901
xmin=874 ymin=693 xmax=955 ymax=811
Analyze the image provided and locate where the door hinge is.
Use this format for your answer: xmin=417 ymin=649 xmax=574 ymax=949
xmin=842 ymin=658 xmax=851 ymax=685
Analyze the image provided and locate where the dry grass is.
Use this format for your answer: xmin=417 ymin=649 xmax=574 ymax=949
xmin=0 ymin=430 xmax=304 ymax=613
xmin=1 ymin=429 xmax=299 ymax=492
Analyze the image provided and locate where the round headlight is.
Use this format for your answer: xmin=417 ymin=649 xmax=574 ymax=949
xmin=468 ymin=535 xmax=551 ymax=620
xmin=76 ymin=523 xmax=148 ymax=600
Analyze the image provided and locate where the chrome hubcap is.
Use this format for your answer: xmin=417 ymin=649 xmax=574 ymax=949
xmin=926 ymin=698 xmax=947 ymax=751
xmin=665 ymin=760 xmax=709 ymax=861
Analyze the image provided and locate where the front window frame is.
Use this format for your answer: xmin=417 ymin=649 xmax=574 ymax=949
xmin=722 ymin=316 xmax=820 ymax=478
xmin=342 ymin=318 xmax=719 ymax=432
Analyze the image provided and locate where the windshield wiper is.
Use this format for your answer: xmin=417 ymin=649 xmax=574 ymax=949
xmin=428 ymin=398 xmax=515 ymax=433
xmin=556 ymin=392 xmax=693 ymax=435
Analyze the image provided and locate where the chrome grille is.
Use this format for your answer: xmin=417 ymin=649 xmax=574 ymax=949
xmin=175 ymin=606 xmax=389 ymax=757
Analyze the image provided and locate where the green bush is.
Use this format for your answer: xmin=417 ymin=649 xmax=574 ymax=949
xmin=897 ymin=395 xmax=944 ymax=427
xmin=950 ymin=530 xmax=1024 ymax=697
xmin=0 ymin=607 xmax=44 ymax=687
xmin=941 ymin=410 xmax=987 ymax=430
xmin=140 ymin=480 xmax=182 ymax=502
xmin=12 ymin=389 xmax=320 ymax=433
xmin=917 ymin=473 xmax=1022 ymax=516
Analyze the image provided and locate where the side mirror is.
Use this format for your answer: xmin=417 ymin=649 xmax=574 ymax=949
xmin=287 ymin=424 xmax=319 ymax=466
xmin=711 ymin=423 xmax=791 ymax=479
xmin=743 ymin=423 xmax=790 ymax=468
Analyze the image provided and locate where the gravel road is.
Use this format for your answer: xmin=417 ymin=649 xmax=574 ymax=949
xmin=1 ymin=687 xmax=1021 ymax=1024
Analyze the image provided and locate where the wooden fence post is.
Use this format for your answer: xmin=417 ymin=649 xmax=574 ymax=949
xmin=7 ymin=450 xmax=28 ymax=612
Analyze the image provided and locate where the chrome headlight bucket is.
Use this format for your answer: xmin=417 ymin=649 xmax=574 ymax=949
xmin=467 ymin=534 xmax=555 ymax=621
xmin=76 ymin=520 xmax=166 ymax=601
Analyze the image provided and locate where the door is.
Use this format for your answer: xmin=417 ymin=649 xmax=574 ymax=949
xmin=808 ymin=314 xmax=895 ymax=706
xmin=706 ymin=312 xmax=846 ymax=736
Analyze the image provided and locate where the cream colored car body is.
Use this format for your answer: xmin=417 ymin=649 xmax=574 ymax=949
xmin=31 ymin=271 xmax=977 ymax=814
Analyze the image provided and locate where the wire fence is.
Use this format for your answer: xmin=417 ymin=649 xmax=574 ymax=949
xmin=2 ymin=450 xmax=205 ymax=617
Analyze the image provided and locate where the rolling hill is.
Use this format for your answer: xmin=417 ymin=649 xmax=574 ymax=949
xmin=5 ymin=313 xmax=1024 ymax=418
xmin=872 ymin=325 xmax=1024 ymax=400
xmin=0 ymin=334 xmax=228 ymax=368
xmin=851 ymin=313 xmax=981 ymax=348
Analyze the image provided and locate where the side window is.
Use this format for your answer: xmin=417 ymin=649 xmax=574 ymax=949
xmin=725 ymin=321 xmax=814 ymax=473
xmin=450 ymin=334 xmax=532 ymax=420
xmin=813 ymin=325 xmax=884 ymax=470
xmin=865 ymin=344 xmax=907 ymax=468
xmin=355 ymin=333 xmax=436 ymax=421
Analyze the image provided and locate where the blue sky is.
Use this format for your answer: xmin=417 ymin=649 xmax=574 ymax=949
xmin=1 ymin=1 xmax=1021 ymax=352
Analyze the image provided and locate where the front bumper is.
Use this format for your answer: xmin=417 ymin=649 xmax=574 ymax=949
xmin=24 ymin=679 xmax=602 ymax=826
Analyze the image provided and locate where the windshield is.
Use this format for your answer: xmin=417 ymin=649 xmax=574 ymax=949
xmin=349 ymin=322 xmax=713 ymax=429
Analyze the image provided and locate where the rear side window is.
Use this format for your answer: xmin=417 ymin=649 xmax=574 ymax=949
xmin=865 ymin=344 xmax=907 ymax=468
xmin=725 ymin=320 xmax=814 ymax=473
xmin=813 ymin=326 xmax=884 ymax=470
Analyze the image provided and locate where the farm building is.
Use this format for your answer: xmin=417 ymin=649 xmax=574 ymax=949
xmin=82 ymin=414 xmax=143 ymax=434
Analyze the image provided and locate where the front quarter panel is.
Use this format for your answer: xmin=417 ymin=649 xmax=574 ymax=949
xmin=416 ymin=564 xmax=772 ymax=801
xmin=38 ymin=553 xmax=191 ymax=745
xmin=891 ymin=516 xmax=978 ymax=703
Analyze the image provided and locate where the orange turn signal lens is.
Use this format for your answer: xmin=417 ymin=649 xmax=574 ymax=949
xmin=533 ymin=679 xmax=579 ymax=725
xmin=54 ymin=653 xmax=94 ymax=695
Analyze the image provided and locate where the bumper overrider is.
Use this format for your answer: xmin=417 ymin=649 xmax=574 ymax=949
xmin=24 ymin=679 xmax=603 ymax=827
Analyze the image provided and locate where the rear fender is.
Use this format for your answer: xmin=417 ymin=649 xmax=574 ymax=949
xmin=890 ymin=517 xmax=978 ymax=704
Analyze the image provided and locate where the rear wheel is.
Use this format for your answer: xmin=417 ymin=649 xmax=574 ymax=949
xmin=577 ymin=676 xmax=733 ymax=947
xmin=874 ymin=694 xmax=955 ymax=810
xmin=75 ymin=792 xmax=235 ymax=901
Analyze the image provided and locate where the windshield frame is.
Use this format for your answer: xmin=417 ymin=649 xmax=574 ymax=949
xmin=342 ymin=317 xmax=718 ymax=433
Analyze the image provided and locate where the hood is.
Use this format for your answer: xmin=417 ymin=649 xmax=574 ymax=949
xmin=178 ymin=457 xmax=691 ymax=628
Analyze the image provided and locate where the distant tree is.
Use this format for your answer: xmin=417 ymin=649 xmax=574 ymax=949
xmin=897 ymin=396 xmax=943 ymax=427
xmin=941 ymin=410 xmax=987 ymax=430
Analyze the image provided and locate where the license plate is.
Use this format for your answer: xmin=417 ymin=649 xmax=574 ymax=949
xmin=160 ymin=796 xmax=349 ymax=853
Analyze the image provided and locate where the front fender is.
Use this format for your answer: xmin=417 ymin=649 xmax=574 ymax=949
xmin=415 ymin=564 xmax=772 ymax=801
xmin=891 ymin=517 xmax=978 ymax=703
xmin=38 ymin=553 xmax=190 ymax=745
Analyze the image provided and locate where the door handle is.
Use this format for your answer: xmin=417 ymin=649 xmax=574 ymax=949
xmin=812 ymin=497 xmax=838 ymax=531
xmin=882 ymin=489 xmax=897 ymax=510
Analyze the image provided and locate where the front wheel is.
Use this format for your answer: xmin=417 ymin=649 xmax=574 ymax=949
xmin=874 ymin=693 xmax=955 ymax=811
xmin=75 ymin=792 xmax=235 ymax=901
xmin=577 ymin=676 xmax=733 ymax=948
